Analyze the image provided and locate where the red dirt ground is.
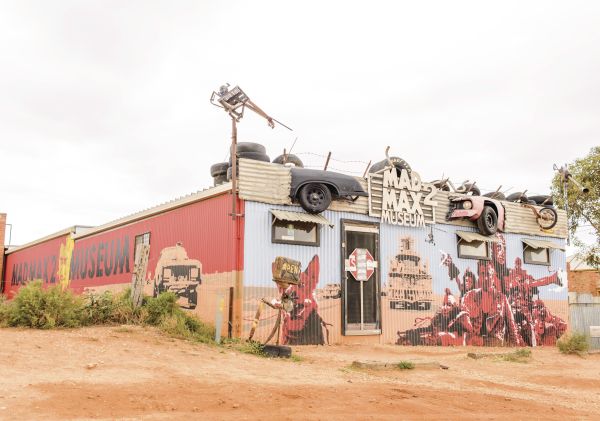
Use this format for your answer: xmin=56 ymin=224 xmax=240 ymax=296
xmin=1 ymin=326 xmax=599 ymax=420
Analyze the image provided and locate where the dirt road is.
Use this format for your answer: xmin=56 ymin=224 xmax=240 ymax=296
xmin=0 ymin=326 xmax=599 ymax=420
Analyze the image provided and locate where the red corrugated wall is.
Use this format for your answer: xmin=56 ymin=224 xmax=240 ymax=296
xmin=68 ymin=193 xmax=243 ymax=293
xmin=2 ymin=193 xmax=245 ymax=335
xmin=4 ymin=234 xmax=70 ymax=299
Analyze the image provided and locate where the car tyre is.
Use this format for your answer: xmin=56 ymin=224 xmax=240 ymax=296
xmin=263 ymin=345 xmax=292 ymax=358
xmin=272 ymin=153 xmax=304 ymax=167
xmin=506 ymin=192 xmax=528 ymax=203
xmin=369 ymin=156 xmax=411 ymax=174
xmin=529 ymin=195 xmax=553 ymax=206
xmin=210 ymin=162 xmax=229 ymax=178
xmin=297 ymin=183 xmax=332 ymax=214
xmin=483 ymin=191 xmax=506 ymax=200
xmin=229 ymin=151 xmax=270 ymax=165
xmin=236 ymin=142 xmax=266 ymax=154
xmin=476 ymin=205 xmax=498 ymax=235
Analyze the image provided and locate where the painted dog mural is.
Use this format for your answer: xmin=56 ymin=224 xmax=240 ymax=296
xmin=269 ymin=255 xmax=330 ymax=345
xmin=397 ymin=233 xmax=567 ymax=346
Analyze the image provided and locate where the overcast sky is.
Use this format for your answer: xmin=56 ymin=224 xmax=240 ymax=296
xmin=1 ymin=1 xmax=598 ymax=247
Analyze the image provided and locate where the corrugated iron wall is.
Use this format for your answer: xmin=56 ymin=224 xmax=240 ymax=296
xmin=569 ymin=293 xmax=600 ymax=349
xmin=243 ymin=200 xmax=568 ymax=346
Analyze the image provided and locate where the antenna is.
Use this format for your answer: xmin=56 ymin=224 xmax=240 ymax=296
xmin=210 ymin=83 xmax=293 ymax=220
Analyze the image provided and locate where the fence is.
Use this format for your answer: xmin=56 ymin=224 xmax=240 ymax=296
xmin=569 ymin=292 xmax=600 ymax=349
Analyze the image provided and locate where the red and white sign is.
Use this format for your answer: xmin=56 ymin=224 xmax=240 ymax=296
xmin=346 ymin=248 xmax=376 ymax=281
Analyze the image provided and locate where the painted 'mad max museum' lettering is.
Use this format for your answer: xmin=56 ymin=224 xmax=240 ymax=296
xmin=70 ymin=236 xmax=130 ymax=280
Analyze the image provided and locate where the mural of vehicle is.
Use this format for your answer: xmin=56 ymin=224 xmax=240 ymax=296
xmin=384 ymin=237 xmax=433 ymax=311
xmin=153 ymin=242 xmax=202 ymax=309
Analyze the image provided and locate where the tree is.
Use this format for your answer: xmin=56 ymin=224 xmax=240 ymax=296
xmin=551 ymin=146 xmax=600 ymax=268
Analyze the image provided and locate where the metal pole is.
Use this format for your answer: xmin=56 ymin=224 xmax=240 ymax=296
xmin=231 ymin=117 xmax=238 ymax=220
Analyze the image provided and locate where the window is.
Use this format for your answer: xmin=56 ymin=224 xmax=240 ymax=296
xmin=456 ymin=232 xmax=491 ymax=260
xmin=523 ymin=246 xmax=550 ymax=265
xmin=134 ymin=232 xmax=151 ymax=261
xmin=522 ymin=239 xmax=554 ymax=265
xmin=272 ymin=218 xmax=319 ymax=246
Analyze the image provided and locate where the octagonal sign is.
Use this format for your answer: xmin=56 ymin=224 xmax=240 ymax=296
xmin=346 ymin=248 xmax=375 ymax=281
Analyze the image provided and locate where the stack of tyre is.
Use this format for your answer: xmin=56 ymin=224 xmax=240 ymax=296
xmin=209 ymin=142 xmax=270 ymax=186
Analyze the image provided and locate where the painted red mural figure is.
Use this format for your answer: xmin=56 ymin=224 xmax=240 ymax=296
xmin=277 ymin=255 xmax=328 ymax=345
xmin=399 ymin=232 xmax=566 ymax=347
xmin=507 ymin=257 xmax=565 ymax=346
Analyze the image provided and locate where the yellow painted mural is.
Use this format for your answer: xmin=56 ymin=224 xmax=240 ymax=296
xmin=57 ymin=236 xmax=74 ymax=290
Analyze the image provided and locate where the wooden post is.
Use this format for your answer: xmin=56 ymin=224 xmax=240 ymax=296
xmin=323 ymin=151 xmax=332 ymax=171
xmin=230 ymin=117 xmax=238 ymax=220
xmin=131 ymin=244 xmax=150 ymax=308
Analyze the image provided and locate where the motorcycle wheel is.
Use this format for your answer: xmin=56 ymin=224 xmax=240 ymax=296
xmin=538 ymin=206 xmax=558 ymax=229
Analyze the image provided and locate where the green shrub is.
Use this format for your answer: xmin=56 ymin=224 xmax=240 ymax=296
xmin=497 ymin=348 xmax=532 ymax=363
xmin=7 ymin=281 xmax=85 ymax=328
xmin=0 ymin=294 xmax=9 ymax=327
xmin=557 ymin=332 xmax=589 ymax=355
xmin=1 ymin=283 xmax=215 ymax=343
xmin=142 ymin=292 xmax=214 ymax=343
xmin=83 ymin=289 xmax=142 ymax=325
xmin=397 ymin=361 xmax=415 ymax=370
xmin=144 ymin=292 xmax=179 ymax=325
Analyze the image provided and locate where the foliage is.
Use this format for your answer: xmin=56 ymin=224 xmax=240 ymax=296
xmin=0 ymin=283 xmax=214 ymax=343
xmin=396 ymin=361 xmax=415 ymax=370
xmin=223 ymin=339 xmax=267 ymax=357
xmin=551 ymin=146 xmax=600 ymax=268
xmin=557 ymin=332 xmax=589 ymax=355
xmin=83 ymin=289 xmax=143 ymax=325
xmin=1 ymin=281 xmax=85 ymax=328
xmin=497 ymin=348 xmax=532 ymax=363
xmin=0 ymin=294 xmax=10 ymax=327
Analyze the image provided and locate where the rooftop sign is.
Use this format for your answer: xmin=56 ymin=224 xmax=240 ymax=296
xmin=368 ymin=168 xmax=438 ymax=227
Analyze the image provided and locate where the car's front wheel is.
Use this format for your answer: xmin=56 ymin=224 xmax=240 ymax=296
xmin=477 ymin=205 xmax=498 ymax=235
xmin=297 ymin=183 xmax=332 ymax=214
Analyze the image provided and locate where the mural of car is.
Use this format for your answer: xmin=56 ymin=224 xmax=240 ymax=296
xmin=153 ymin=243 xmax=202 ymax=309
xmin=447 ymin=196 xmax=505 ymax=236
xmin=290 ymin=168 xmax=368 ymax=214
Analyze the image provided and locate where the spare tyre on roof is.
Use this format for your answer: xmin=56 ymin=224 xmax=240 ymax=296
xmin=506 ymin=192 xmax=528 ymax=203
xmin=528 ymin=195 xmax=553 ymax=206
xmin=369 ymin=156 xmax=411 ymax=174
xmin=210 ymin=162 xmax=229 ymax=178
xmin=272 ymin=153 xmax=304 ymax=167
xmin=235 ymin=142 xmax=266 ymax=154
xmin=431 ymin=180 xmax=451 ymax=192
xmin=229 ymin=151 xmax=270 ymax=165
xmin=483 ymin=191 xmax=506 ymax=200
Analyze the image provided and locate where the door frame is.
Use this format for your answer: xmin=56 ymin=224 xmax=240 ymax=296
xmin=340 ymin=219 xmax=382 ymax=336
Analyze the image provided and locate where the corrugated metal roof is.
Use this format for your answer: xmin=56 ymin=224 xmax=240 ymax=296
xmin=73 ymin=183 xmax=232 ymax=240
xmin=270 ymin=209 xmax=334 ymax=227
xmin=456 ymin=231 xmax=499 ymax=243
xmin=522 ymin=238 xmax=565 ymax=250
xmin=4 ymin=226 xmax=87 ymax=254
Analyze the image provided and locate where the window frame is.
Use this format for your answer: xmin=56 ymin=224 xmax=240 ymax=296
xmin=271 ymin=216 xmax=320 ymax=247
xmin=522 ymin=243 xmax=551 ymax=266
xmin=456 ymin=236 xmax=491 ymax=260
xmin=134 ymin=232 xmax=151 ymax=261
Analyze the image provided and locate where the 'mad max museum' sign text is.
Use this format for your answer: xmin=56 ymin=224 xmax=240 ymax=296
xmin=368 ymin=167 xmax=438 ymax=227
